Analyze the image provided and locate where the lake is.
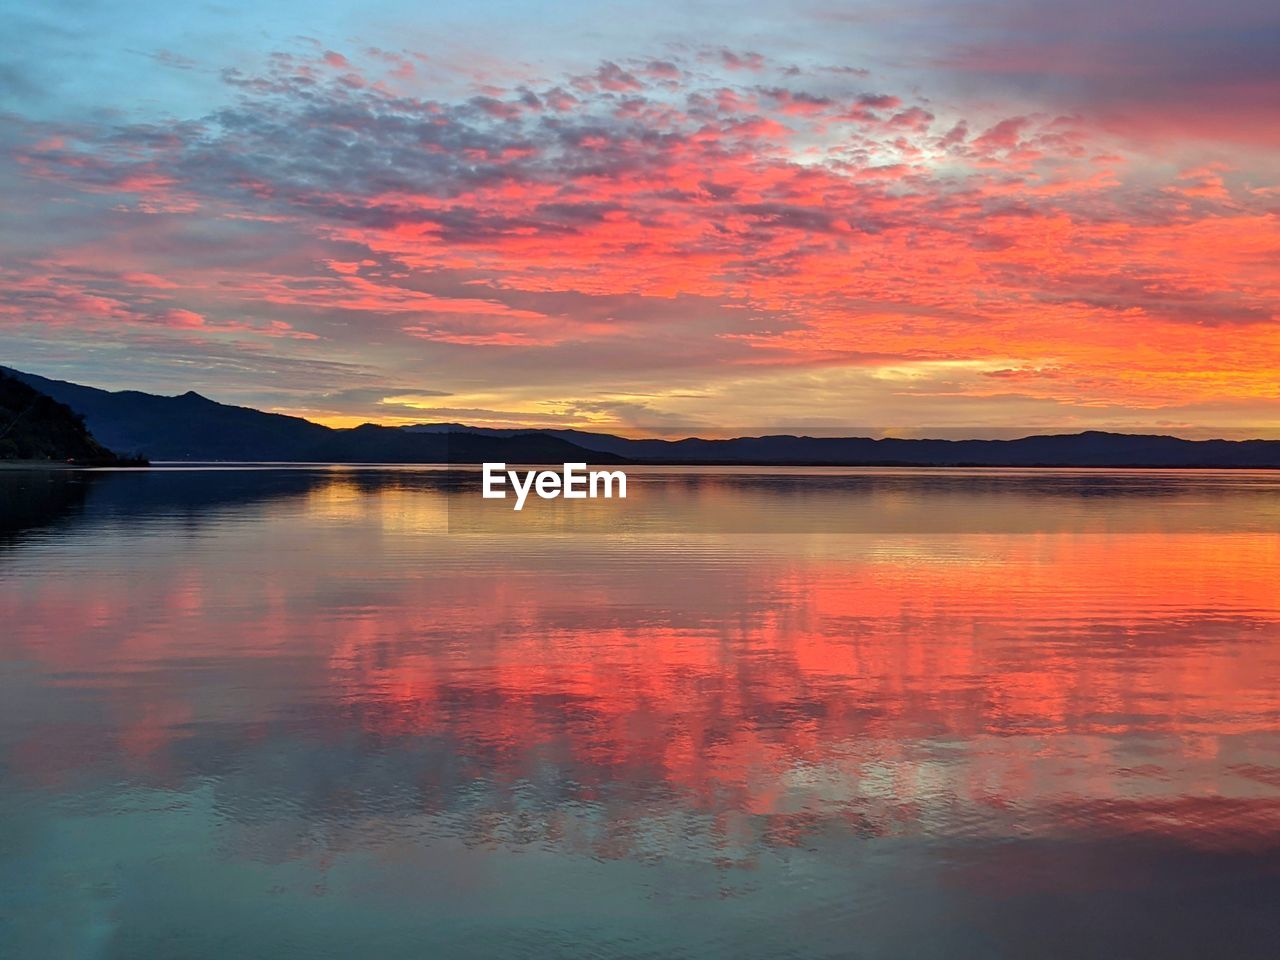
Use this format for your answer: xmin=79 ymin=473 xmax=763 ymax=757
xmin=2 ymin=466 xmax=1279 ymax=958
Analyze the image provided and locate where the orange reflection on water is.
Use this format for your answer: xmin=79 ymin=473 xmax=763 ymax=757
xmin=2 ymin=472 xmax=1280 ymax=855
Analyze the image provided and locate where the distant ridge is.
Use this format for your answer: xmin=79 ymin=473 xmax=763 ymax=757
xmin=531 ymin=428 xmax=1280 ymax=468
xmin=6 ymin=366 xmax=1280 ymax=467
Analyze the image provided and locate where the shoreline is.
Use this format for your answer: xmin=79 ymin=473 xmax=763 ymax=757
xmin=0 ymin=460 xmax=78 ymax=470
xmin=6 ymin=460 xmax=1279 ymax=472
xmin=0 ymin=460 xmax=148 ymax=470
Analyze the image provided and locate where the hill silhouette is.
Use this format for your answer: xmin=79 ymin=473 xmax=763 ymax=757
xmin=2 ymin=367 xmax=625 ymax=464
xmin=0 ymin=369 xmax=126 ymax=463
xmin=7 ymin=366 xmax=1280 ymax=467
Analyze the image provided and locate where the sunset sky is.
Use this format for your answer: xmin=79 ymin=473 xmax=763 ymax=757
xmin=2 ymin=0 xmax=1277 ymax=436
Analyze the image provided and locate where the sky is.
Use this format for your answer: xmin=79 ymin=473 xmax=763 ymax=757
xmin=1 ymin=0 xmax=1278 ymax=436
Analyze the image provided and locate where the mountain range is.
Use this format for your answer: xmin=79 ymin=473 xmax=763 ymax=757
xmin=1 ymin=366 xmax=624 ymax=464
xmin=5 ymin=365 xmax=1280 ymax=468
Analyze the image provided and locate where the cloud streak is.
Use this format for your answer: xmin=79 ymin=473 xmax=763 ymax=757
xmin=1 ymin=37 xmax=1277 ymax=432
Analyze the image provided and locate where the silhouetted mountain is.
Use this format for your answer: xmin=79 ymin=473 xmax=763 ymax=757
xmin=9 ymin=366 xmax=1280 ymax=467
xmin=0 ymin=369 xmax=123 ymax=463
xmin=1 ymin=367 xmax=623 ymax=464
xmin=541 ymin=429 xmax=1280 ymax=468
xmin=5 ymin=367 xmax=332 ymax=460
xmin=403 ymin=423 xmax=1280 ymax=468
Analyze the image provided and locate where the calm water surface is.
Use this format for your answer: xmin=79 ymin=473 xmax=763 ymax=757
xmin=2 ymin=467 xmax=1279 ymax=958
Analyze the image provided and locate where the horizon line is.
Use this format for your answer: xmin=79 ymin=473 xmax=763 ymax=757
xmin=6 ymin=364 xmax=1280 ymax=445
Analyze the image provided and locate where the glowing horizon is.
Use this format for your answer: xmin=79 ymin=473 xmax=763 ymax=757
xmin=2 ymin=1 xmax=1277 ymax=436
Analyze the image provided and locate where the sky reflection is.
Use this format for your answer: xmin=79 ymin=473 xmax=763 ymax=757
xmin=2 ymin=468 xmax=1279 ymax=957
